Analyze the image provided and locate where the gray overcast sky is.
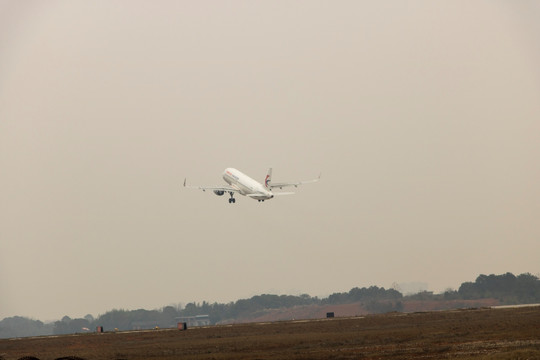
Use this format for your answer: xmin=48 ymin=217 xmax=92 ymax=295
xmin=1 ymin=1 xmax=539 ymax=321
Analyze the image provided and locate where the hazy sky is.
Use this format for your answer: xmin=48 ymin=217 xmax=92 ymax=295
xmin=1 ymin=1 xmax=539 ymax=321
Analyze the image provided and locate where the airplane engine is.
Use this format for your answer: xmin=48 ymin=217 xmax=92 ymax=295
xmin=213 ymin=190 xmax=225 ymax=196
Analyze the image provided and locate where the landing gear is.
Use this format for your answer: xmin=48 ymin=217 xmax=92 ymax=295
xmin=228 ymin=192 xmax=236 ymax=204
xmin=257 ymin=199 xmax=265 ymax=202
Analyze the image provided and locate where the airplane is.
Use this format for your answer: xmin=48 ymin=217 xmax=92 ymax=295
xmin=184 ymin=168 xmax=320 ymax=203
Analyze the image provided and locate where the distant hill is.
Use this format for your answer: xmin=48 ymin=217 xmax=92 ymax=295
xmin=229 ymin=298 xmax=500 ymax=323
xmin=1 ymin=272 xmax=538 ymax=338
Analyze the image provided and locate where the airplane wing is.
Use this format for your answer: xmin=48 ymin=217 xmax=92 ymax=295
xmin=183 ymin=179 xmax=240 ymax=193
xmin=268 ymin=173 xmax=321 ymax=190
xmin=245 ymin=192 xmax=295 ymax=198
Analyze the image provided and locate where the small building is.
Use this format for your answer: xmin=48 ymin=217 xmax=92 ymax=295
xmin=175 ymin=315 xmax=210 ymax=327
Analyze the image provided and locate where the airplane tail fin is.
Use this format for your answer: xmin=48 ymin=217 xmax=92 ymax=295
xmin=264 ymin=168 xmax=272 ymax=189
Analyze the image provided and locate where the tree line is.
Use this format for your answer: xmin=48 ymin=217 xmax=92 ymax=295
xmin=1 ymin=272 xmax=539 ymax=338
xmin=455 ymin=272 xmax=540 ymax=303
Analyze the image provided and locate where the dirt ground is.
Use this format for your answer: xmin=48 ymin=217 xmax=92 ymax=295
xmin=1 ymin=306 xmax=539 ymax=360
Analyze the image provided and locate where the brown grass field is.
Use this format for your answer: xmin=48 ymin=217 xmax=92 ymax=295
xmin=1 ymin=306 xmax=539 ymax=360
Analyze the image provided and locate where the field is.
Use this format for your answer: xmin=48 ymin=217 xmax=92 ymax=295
xmin=1 ymin=306 xmax=539 ymax=360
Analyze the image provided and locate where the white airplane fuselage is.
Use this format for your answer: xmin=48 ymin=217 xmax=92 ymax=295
xmin=184 ymin=167 xmax=319 ymax=203
xmin=222 ymin=168 xmax=274 ymax=201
